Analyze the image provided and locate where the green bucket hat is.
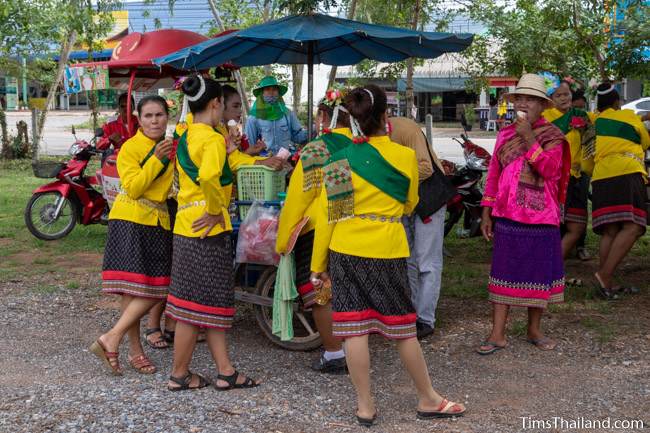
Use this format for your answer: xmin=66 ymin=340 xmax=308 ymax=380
xmin=253 ymin=76 xmax=288 ymax=97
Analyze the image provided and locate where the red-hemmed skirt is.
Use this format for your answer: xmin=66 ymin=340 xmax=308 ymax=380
xmin=102 ymin=219 xmax=171 ymax=299
xmin=592 ymin=173 xmax=647 ymax=235
xmin=166 ymin=232 xmax=235 ymax=330
xmin=563 ymin=175 xmax=589 ymax=225
xmin=329 ymin=251 xmax=416 ymax=340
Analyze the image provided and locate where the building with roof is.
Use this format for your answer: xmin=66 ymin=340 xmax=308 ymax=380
xmin=335 ymin=54 xmax=517 ymax=124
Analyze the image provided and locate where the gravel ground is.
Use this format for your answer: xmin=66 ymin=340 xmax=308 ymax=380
xmin=1 ymin=268 xmax=649 ymax=433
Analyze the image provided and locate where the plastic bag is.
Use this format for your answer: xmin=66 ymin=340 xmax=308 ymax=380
xmin=235 ymin=201 xmax=280 ymax=265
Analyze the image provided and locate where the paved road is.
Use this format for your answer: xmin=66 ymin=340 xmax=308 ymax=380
xmin=6 ymin=111 xmax=496 ymax=161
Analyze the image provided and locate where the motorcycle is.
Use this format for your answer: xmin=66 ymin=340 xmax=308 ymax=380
xmin=442 ymin=130 xmax=491 ymax=238
xmin=25 ymin=127 xmax=107 ymax=240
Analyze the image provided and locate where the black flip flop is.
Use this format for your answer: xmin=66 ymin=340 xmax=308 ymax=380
xmin=526 ymin=337 xmax=557 ymax=351
xmin=476 ymin=341 xmax=506 ymax=356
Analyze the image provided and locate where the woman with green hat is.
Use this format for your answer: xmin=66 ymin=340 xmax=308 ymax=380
xmin=244 ymin=75 xmax=309 ymax=156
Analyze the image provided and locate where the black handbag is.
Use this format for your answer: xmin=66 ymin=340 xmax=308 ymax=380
xmin=414 ymin=133 xmax=456 ymax=221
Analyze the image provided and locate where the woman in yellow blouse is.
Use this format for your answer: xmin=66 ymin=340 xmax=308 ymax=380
xmin=90 ymin=95 xmax=174 ymax=376
xmin=157 ymin=84 xmax=282 ymax=349
xmin=276 ymin=89 xmax=353 ymax=374
xmin=542 ymin=80 xmax=593 ymax=259
xmin=310 ymin=86 xmax=465 ymax=426
xmin=165 ymin=75 xmax=259 ymax=392
xmin=591 ymin=82 xmax=650 ymax=299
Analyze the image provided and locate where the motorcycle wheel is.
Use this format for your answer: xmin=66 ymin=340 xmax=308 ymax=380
xmin=253 ymin=267 xmax=323 ymax=351
xmin=444 ymin=209 xmax=463 ymax=237
xmin=24 ymin=192 xmax=78 ymax=240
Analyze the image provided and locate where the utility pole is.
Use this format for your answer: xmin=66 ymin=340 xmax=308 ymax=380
xmin=207 ymin=0 xmax=251 ymax=114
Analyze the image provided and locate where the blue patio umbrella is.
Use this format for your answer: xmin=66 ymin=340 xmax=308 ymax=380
xmin=154 ymin=13 xmax=474 ymax=136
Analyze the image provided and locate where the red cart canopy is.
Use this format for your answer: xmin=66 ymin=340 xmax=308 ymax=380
xmin=75 ymin=29 xmax=209 ymax=91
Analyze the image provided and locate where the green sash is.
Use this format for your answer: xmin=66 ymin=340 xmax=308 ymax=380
xmin=323 ymin=141 xmax=410 ymax=223
xmin=176 ymin=131 xmax=233 ymax=187
xmin=595 ymin=117 xmax=641 ymax=144
xmin=140 ymin=144 xmax=170 ymax=180
xmin=551 ymin=108 xmax=589 ymax=134
xmin=299 ymin=132 xmax=353 ymax=191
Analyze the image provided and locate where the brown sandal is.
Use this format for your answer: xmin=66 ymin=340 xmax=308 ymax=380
xmin=89 ymin=339 xmax=122 ymax=376
xmin=129 ymin=354 xmax=157 ymax=374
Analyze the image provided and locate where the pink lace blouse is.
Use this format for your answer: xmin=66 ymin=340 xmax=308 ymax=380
xmin=481 ymin=120 xmax=566 ymax=226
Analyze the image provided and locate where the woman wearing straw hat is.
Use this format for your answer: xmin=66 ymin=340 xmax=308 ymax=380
xmin=244 ymin=75 xmax=309 ymax=156
xmin=477 ymin=73 xmax=571 ymax=355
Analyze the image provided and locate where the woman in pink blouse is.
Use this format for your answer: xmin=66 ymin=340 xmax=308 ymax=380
xmin=477 ymin=74 xmax=571 ymax=355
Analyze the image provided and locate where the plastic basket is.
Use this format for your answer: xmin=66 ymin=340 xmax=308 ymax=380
xmin=237 ymin=165 xmax=286 ymax=220
xmin=32 ymin=161 xmax=65 ymax=178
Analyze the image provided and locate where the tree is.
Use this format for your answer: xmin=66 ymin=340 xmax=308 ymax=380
xmin=339 ymin=0 xmax=443 ymax=118
xmin=277 ymin=0 xmax=339 ymax=115
xmin=326 ymin=0 xmax=358 ymax=89
xmin=454 ymin=0 xmax=649 ymax=86
xmin=206 ymin=0 xmax=252 ymax=113
xmin=36 ymin=0 xmax=118 ymax=159
xmin=205 ymin=0 xmax=286 ymax=107
xmin=0 ymin=0 xmax=61 ymax=156
xmin=405 ymin=0 xmax=422 ymax=119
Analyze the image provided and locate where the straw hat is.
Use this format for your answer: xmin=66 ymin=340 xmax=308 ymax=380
xmin=504 ymin=74 xmax=553 ymax=103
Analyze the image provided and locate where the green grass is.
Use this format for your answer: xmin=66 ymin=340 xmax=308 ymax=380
xmin=509 ymin=319 xmax=528 ymax=337
xmin=65 ymin=281 xmax=80 ymax=290
xmin=580 ymin=316 xmax=615 ymax=343
xmin=33 ymin=284 xmax=59 ymax=294
xmin=0 ymin=160 xmax=105 ymax=283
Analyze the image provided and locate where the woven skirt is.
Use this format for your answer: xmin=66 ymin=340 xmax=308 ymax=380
xmin=329 ymin=251 xmax=417 ymax=340
xmin=102 ymin=219 xmax=172 ymax=299
xmin=294 ymin=230 xmax=317 ymax=308
xmin=166 ymin=233 xmax=235 ymax=330
xmin=563 ymin=175 xmax=589 ymax=225
xmin=592 ymin=173 xmax=647 ymax=235
xmin=488 ymin=219 xmax=564 ymax=308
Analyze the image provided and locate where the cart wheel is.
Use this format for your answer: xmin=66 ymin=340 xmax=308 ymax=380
xmin=253 ymin=267 xmax=322 ymax=351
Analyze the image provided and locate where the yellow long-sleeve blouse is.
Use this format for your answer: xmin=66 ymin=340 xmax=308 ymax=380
xmin=592 ymin=108 xmax=650 ymax=182
xmin=174 ymin=122 xmax=232 ymax=238
xmin=310 ymin=135 xmax=419 ymax=273
xmin=109 ymin=129 xmax=173 ymax=229
xmin=275 ymin=128 xmax=353 ymax=254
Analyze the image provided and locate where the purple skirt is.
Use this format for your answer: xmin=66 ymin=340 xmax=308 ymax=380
xmin=488 ymin=219 xmax=564 ymax=308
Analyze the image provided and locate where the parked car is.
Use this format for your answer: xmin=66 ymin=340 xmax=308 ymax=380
xmin=622 ymin=97 xmax=650 ymax=115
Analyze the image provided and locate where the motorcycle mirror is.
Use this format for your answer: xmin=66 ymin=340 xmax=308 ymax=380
xmin=95 ymin=128 xmax=105 ymax=138
xmin=71 ymin=125 xmax=76 ymax=135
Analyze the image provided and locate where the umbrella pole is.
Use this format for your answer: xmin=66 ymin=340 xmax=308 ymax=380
xmin=307 ymin=41 xmax=314 ymax=140
xmin=127 ymin=69 xmax=136 ymax=137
